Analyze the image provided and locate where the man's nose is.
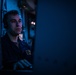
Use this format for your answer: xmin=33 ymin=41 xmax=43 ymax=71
xmin=16 ymin=22 xmax=20 ymax=27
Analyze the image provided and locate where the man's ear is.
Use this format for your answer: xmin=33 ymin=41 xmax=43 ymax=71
xmin=4 ymin=21 xmax=9 ymax=29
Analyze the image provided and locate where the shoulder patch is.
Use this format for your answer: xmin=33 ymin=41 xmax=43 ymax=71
xmin=25 ymin=50 xmax=31 ymax=55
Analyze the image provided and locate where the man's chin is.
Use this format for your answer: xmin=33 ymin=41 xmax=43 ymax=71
xmin=16 ymin=33 xmax=21 ymax=35
xmin=13 ymin=32 xmax=21 ymax=36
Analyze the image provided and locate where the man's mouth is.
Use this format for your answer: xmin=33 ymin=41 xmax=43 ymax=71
xmin=16 ymin=28 xmax=22 ymax=31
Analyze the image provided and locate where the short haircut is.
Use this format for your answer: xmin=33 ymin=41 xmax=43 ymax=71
xmin=3 ymin=10 xmax=19 ymax=29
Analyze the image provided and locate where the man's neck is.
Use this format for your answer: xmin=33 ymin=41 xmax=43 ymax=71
xmin=7 ymin=33 xmax=19 ymax=42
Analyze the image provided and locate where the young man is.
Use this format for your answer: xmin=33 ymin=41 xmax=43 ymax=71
xmin=1 ymin=10 xmax=32 ymax=70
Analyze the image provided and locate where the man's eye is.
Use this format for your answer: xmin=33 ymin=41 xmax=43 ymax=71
xmin=19 ymin=20 xmax=22 ymax=22
xmin=11 ymin=20 xmax=16 ymax=23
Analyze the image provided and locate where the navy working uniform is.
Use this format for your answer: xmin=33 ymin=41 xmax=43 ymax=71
xmin=1 ymin=33 xmax=32 ymax=70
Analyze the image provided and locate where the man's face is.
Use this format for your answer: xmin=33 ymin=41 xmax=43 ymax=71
xmin=7 ymin=14 xmax=22 ymax=36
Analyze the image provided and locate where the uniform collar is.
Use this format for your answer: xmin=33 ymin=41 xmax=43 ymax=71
xmin=3 ymin=33 xmax=21 ymax=43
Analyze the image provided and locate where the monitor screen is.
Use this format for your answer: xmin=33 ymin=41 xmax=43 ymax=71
xmin=33 ymin=0 xmax=76 ymax=75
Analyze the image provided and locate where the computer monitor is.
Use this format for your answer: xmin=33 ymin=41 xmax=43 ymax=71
xmin=33 ymin=0 xmax=76 ymax=75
